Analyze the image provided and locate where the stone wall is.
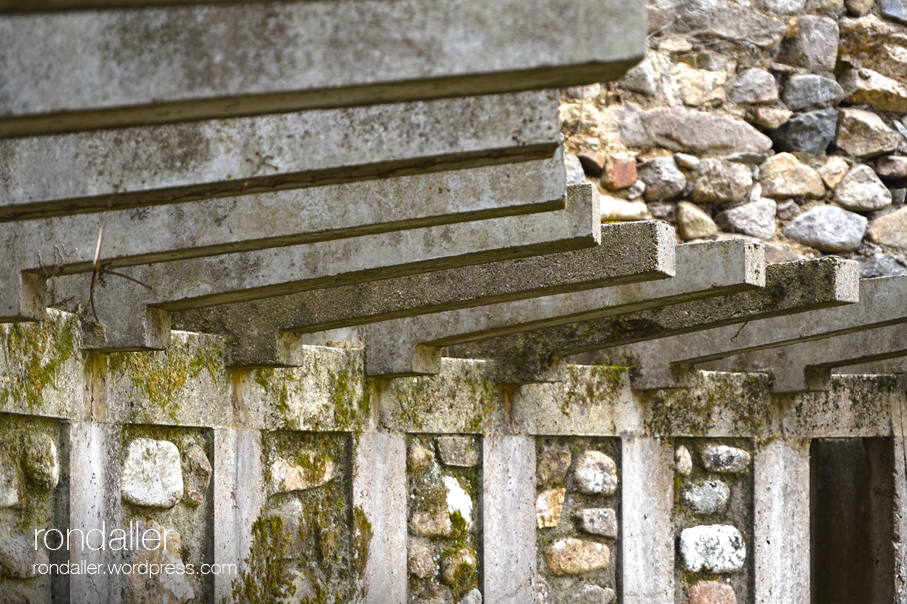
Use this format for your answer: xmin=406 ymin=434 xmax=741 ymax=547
xmin=0 ymin=314 xmax=905 ymax=603
xmin=562 ymin=0 xmax=907 ymax=276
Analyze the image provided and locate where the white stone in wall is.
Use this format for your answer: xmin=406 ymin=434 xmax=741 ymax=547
xmin=444 ymin=475 xmax=473 ymax=525
xmin=0 ymin=457 xmax=21 ymax=508
xmin=458 ymin=588 xmax=483 ymax=604
xmin=23 ymin=434 xmax=59 ymax=490
xmin=700 ymin=443 xmax=751 ymax=473
xmin=182 ymin=444 xmax=212 ymax=507
xmin=268 ymin=454 xmax=335 ymax=495
xmin=570 ymin=584 xmax=616 ymax=604
xmin=121 ymin=438 xmax=184 ymax=508
xmin=675 ymin=445 xmax=693 ymax=476
xmin=680 ymin=525 xmax=746 ymax=573
xmin=544 ymin=538 xmax=610 ymax=575
xmin=683 ymin=479 xmax=731 ymax=515
xmin=537 ymin=488 xmax=566 ymax=528
xmin=437 ymin=436 xmax=479 ymax=467
xmin=574 ymin=508 xmax=618 ymax=538
xmin=574 ymin=451 xmax=618 ymax=495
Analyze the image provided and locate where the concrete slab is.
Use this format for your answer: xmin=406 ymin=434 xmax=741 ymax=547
xmin=47 ymin=183 xmax=599 ymax=350
xmin=702 ymin=322 xmax=907 ymax=393
xmin=482 ymin=435 xmax=537 ymax=603
xmin=175 ymin=218 xmax=675 ymax=367
xmin=0 ymin=0 xmax=645 ymax=136
xmin=753 ymin=438 xmax=810 ymax=604
xmin=2 ymin=155 xmax=564 ymax=321
xmin=352 ymin=432 xmax=407 ymax=604
xmin=447 ymin=257 xmax=858 ymax=383
xmin=0 ymin=92 xmax=560 ymax=219
xmin=621 ymin=435 xmax=674 ymax=604
xmin=592 ymin=264 xmax=891 ymax=391
xmin=306 ymin=238 xmax=762 ymax=377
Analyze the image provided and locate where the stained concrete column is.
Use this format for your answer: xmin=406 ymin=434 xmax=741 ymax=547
xmin=753 ymin=438 xmax=810 ymax=603
xmin=212 ymin=428 xmax=264 ymax=602
xmin=352 ymin=432 xmax=407 ymax=604
xmin=621 ymin=434 xmax=673 ymax=604
xmin=482 ymin=435 xmax=537 ymax=603
xmin=68 ymin=421 xmax=122 ymax=604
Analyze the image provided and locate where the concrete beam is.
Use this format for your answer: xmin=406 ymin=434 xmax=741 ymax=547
xmin=1 ymin=156 xmax=564 ymax=321
xmin=47 ymin=182 xmax=600 ymax=350
xmin=449 ymin=256 xmax=858 ymax=383
xmin=174 ymin=218 xmax=675 ymax=367
xmin=303 ymin=239 xmax=763 ymax=377
xmin=0 ymin=0 xmax=645 ymax=137
xmin=701 ymin=323 xmax=907 ymax=393
xmin=586 ymin=264 xmax=892 ymax=391
xmin=0 ymin=92 xmax=560 ymax=220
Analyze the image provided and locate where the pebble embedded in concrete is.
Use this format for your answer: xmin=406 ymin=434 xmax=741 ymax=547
xmin=271 ymin=497 xmax=306 ymax=554
xmin=784 ymin=15 xmax=839 ymax=70
xmin=729 ymin=68 xmax=779 ymax=105
xmin=716 ymin=198 xmax=777 ymax=241
xmin=408 ymin=539 xmax=437 ymax=578
xmin=836 ymin=108 xmax=901 ymax=158
xmin=570 ymin=584 xmax=616 ymax=604
xmin=408 ymin=444 xmax=435 ymax=472
xmin=768 ymin=108 xmax=838 ymax=155
xmin=574 ymin=451 xmax=618 ymax=495
xmin=699 ymin=443 xmax=751 ymax=473
xmin=22 ymin=433 xmax=59 ymax=490
xmin=437 ymin=436 xmax=479 ymax=467
xmin=182 ymin=444 xmax=212 ymax=507
xmin=268 ymin=453 xmax=335 ymax=495
xmin=867 ymin=207 xmax=907 ymax=249
xmin=782 ymin=74 xmax=844 ymax=110
xmin=537 ymin=444 xmax=572 ymax=488
xmin=639 ymin=156 xmax=687 ymax=201
xmin=685 ymin=581 xmax=738 ymax=604
xmin=444 ymin=475 xmax=473 ymax=525
xmin=0 ymin=536 xmax=48 ymax=578
xmin=679 ymin=524 xmax=747 ymax=573
xmin=676 ymin=202 xmax=718 ymax=240
xmin=621 ymin=57 xmax=657 ymax=96
xmin=411 ymin=505 xmax=453 ymax=538
xmin=683 ymin=479 xmax=731 ymax=515
xmin=675 ymin=445 xmax=693 ymax=476
xmin=691 ymin=159 xmax=754 ymax=203
xmin=758 ymin=153 xmax=825 ymax=199
xmin=121 ymin=438 xmax=184 ymax=508
xmin=537 ymin=488 xmax=566 ymax=528
xmin=574 ymin=508 xmax=618 ymax=538
xmin=566 ymin=154 xmax=587 ymax=186
xmin=441 ymin=548 xmax=476 ymax=585
xmin=876 ymin=156 xmax=907 ymax=180
xmin=544 ymin=538 xmax=610 ymax=575
xmin=458 ymin=588 xmax=483 ymax=604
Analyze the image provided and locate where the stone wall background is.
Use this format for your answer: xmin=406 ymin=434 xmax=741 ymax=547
xmin=562 ymin=0 xmax=907 ymax=275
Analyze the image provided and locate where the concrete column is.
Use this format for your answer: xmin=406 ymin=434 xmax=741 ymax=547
xmin=621 ymin=434 xmax=673 ymax=604
xmin=68 ymin=421 xmax=122 ymax=604
xmin=352 ymin=432 xmax=407 ymax=604
xmin=894 ymin=428 xmax=907 ymax=603
xmin=753 ymin=438 xmax=810 ymax=603
xmin=212 ymin=428 xmax=264 ymax=602
xmin=482 ymin=435 xmax=537 ymax=603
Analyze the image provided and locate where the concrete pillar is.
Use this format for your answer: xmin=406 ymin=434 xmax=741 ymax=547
xmin=212 ymin=428 xmax=264 ymax=602
xmin=753 ymin=438 xmax=810 ymax=603
xmin=352 ymin=432 xmax=407 ymax=604
xmin=621 ymin=434 xmax=673 ymax=604
xmin=68 ymin=421 xmax=122 ymax=604
xmin=482 ymin=435 xmax=537 ymax=603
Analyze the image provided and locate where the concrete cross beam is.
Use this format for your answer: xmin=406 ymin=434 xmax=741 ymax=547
xmin=47 ymin=182 xmax=600 ymax=350
xmin=447 ymin=256 xmax=859 ymax=383
xmin=0 ymin=92 xmax=560 ymax=220
xmin=0 ymin=0 xmax=645 ymax=137
xmin=700 ymin=323 xmax=907 ymax=393
xmin=301 ymin=239 xmax=765 ymax=377
xmin=173 ymin=218 xmax=676 ymax=367
xmin=1 ymin=156 xmax=565 ymax=322
xmin=594 ymin=270 xmax=907 ymax=392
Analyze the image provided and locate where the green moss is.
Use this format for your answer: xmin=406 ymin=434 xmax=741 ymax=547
xmin=232 ymin=515 xmax=296 ymax=604
xmin=352 ymin=506 xmax=372 ymax=579
xmin=0 ymin=312 xmax=79 ymax=410
xmin=108 ymin=337 xmax=223 ymax=423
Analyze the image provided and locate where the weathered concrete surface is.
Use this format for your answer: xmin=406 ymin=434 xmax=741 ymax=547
xmin=482 ymin=436 xmax=537 ymax=603
xmin=0 ymin=93 xmax=560 ymax=219
xmin=754 ymin=438 xmax=810 ymax=603
xmin=449 ymin=256 xmax=858 ymax=384
xmin=621 ymin=435 xmax=674 ymax=604
xmin=175 ymin=219 xmax=674 ymax=367
xmin=0 ymin=0 xmax=645 ymax=137
xmin=703 ymin=322 xmax=907 ymax=393
xmin=68 ymin=422 xmax=123 ymax=604
xmin=47 ymin=183 xmax=599 ymax=350
xmin=212 ymin=429 xmax=263 ymax=603
xmin=596 ymin=266 xmax=899 ymax=391
xmin=353 ymin=432 xmax=407 ymax=604
xmin=310 ymin=239 xmax=762 ymax=377
xmin=3 ymin=155 xmax=564 ymax=322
